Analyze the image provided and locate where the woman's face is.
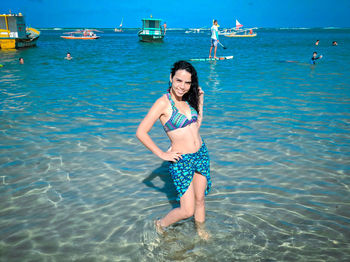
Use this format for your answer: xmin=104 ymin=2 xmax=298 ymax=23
xmin=170 ymin=69 xmax=192 ymax=97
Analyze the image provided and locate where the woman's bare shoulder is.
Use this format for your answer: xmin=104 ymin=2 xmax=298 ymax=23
xmin=154 ymin=94 xmax=170 ymax=108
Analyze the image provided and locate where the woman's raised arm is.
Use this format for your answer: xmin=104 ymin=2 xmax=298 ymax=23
xmin=197 ymin=87 xmax=205 ymax=128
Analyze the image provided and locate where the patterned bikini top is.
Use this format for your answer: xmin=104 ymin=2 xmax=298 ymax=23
xmin=163 ymin=93 xmax=198 ymax=132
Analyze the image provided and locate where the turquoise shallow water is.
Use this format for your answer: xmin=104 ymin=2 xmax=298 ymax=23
xmin=1 ymin=28 xmax=350 ymax=261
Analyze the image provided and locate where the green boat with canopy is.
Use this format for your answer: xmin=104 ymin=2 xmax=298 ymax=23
xmin=138 ymin=17 xmax=165 ymax=42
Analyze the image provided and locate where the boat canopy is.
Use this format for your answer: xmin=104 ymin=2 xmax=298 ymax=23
xmin=0 ymin=14 xmax=27 ymax=38
xmin=141 ymin=18 xmax=162 ymax=30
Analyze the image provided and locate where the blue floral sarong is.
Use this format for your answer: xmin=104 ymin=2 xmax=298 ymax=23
xmin=169 ymin=142 xmax=211 ymax=201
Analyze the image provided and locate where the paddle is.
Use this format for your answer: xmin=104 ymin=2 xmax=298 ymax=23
xmin=218 ymin=42 xmax=227 ymax=49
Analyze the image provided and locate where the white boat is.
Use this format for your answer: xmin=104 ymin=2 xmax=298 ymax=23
xmin=114 ymin=18 xmax=123 ymax=32
xmin=185 ymin=27 xmax=207 ymax=34
xmin=219 ymin=19 xmax=257 ymax=37
xmin=60 ymin=29 xmax=102 ymax=40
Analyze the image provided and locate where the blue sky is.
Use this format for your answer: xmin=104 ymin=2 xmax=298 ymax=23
xmin=2 ymin=0 xmax=350 ymax=28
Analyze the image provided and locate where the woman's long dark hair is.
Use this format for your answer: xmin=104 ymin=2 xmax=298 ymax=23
xmin=169 ymin=60 xmax=199 ymax=113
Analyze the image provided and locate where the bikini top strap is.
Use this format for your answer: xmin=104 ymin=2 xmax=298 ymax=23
xmin=167 ymin=93 xmax=176 ymax=107
xmin=167 ymin=93 xmax=193 ymax=112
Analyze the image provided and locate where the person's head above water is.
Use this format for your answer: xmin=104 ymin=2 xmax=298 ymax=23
xmin=169 ymin=60 xmax=199 ymax=112
xmin=65 ymin=52 xmax=72 ymax=60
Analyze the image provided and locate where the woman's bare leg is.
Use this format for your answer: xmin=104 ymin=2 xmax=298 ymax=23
xmin=193 ymin=173 xmax=210 ymax=239
xmin=193 ymin=173 xmax=207 ymax=222
xmin=158 ymin=181 xmax=196 ymax=228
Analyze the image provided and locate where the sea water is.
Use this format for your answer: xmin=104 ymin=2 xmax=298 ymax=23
xmin=0 ymin=28 xmax=350 ymax=261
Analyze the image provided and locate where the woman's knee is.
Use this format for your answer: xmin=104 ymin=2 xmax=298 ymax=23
xmin=195 ymin=197 xmax=205 ymax=208
xmin=181 ymin=206 xmax=195 ymax=218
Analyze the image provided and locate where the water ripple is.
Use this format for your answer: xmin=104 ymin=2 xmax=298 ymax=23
xmin=1 ymin=29 xmax=350 ymax=261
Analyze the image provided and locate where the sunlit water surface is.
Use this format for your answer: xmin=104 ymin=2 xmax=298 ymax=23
xmin=1 ymin=28 xmax=350 ymax=261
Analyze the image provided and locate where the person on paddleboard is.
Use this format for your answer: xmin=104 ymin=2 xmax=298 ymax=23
xmin=209 ymin=19 xmax=219 ymax=59
xmin=136 ymin=61 xmax=211 ymax=240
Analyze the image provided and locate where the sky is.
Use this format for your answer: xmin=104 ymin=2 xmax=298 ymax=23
xmin=2 ymin=0 xmax=350 ymax=28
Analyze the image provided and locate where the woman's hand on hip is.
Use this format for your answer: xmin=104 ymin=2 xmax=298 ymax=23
xmin=160 ymin=151 xmax=183 ymax=162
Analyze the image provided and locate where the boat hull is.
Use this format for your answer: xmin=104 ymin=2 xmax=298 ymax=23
xmin=0 ymin=36 xmax=39 ymax=49
xmin=0 ymin=27 xmax=40 ymax=49
xmin=60 ymin=36 xmax=100 ymax=40
xmin=138 ymin=33 xmax=164 ymax=42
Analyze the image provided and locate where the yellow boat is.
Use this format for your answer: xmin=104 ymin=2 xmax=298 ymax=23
xmin=0 ymin=13 xmax=40 ymax=49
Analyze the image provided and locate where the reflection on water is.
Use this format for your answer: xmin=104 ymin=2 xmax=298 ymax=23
xmin=0 ymin=29 xmax=350 ymax=261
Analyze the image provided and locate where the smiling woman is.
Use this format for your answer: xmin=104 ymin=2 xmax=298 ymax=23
xmin=136 ymin=60 xmax=212 ymax=239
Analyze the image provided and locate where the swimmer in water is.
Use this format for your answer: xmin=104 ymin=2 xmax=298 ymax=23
xmin=65 ymin=52 xmax=73 ymax=60
xmin=310 ymin=51 xmax=323 ymax=65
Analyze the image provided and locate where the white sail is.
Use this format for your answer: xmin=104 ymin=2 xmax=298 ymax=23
xmin=236 ymin=19 xmax=243 ymax=29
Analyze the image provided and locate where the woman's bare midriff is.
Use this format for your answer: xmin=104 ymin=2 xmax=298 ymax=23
xmin=166 ymin=123 xmax=202 ymax=154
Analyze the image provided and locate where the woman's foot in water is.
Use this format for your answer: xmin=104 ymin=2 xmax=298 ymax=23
xmin=154 ymin=219 xmax=165 ymax=235
xmin=196 ymin=221 xmax=210 ymax=240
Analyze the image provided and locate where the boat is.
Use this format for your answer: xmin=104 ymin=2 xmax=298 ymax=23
xmin=138 ymin=16 xmax=165 ymax=42
xmin=219 ymin=19 xmax=257 ymax=37
xmin=114 ymin=18 xmax=123 ymax=32
xmin=0 ymin=13 xmax=40 ymax=49
xmin=60 ymin=29 xmax=102 ymax=40
xmin=185 ymin=27 xmax=207 ymax=34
